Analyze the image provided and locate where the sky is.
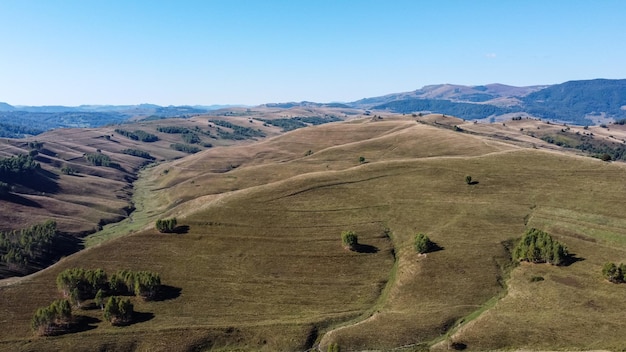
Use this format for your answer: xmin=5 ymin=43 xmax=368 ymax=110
xmin=1 ymin=0 xmax=626 ymax=106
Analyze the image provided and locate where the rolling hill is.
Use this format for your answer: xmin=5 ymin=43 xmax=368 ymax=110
xmin=2 ymin=113 xmax=626 ymax=351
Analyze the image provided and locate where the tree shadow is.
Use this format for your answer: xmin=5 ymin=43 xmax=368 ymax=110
xmin=468 ymin=181 xmax=479 ymax=185
xmin=354 ymin=243 xmax=379 ymax=254
xmin=173 ymin=225 xmax=190 ymax=234
xmin=130 ymin=311 xmax=155 ymax=325
xmin=426 ymin=243 xmax=445 ymax=253
xmin=154 ymin=285 xmax=182 ymax=301
xmin=70 ymin=315 xmax=100 ymax=333
xmin=562 ymin=253 xmax=585 ymax=267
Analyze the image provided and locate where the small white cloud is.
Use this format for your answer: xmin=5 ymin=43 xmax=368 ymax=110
xmin=485 ymin=53 xmax=497 ymax=58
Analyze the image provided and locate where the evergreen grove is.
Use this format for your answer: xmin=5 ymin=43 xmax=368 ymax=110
xmin=513 ymin=228 xmax=568 ymax=265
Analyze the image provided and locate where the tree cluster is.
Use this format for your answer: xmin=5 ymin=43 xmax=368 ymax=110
xmin=83 ymin=152 xmax=111 ymax=166
xmin=0 ymin=220 xmax=58 ymax=268
xmin=0 ymin=154 xmax=40 ymax=181
xmin=414 ymin=233 xmax=435 ymax=254
xmin=31 ymin=299 xmax=72 ymax=336
xmin=513 ymin=228 xmax=568 ymax=265
xmin=209 ymin=119 xmax=266 ymax=139
xmin=121 ymin=148 xmax=155 ymax=160
xmin=57 ymin=268 xmax=161 ymax=304
xmin=181 ymin=132 xmax=201 ymax=144
xmin=103 ymin=296 xmax=134 ymax=326
xmin=156 ymin=126 xmax=192 ymax=134
xmin=155 ymin=218 xmax=177 ymax=233
xmin=114 ymin=129 xmax=159 ymax=142
xmin=170 ymin=143 xmax=200 ymax=154
xmin=602 ymin=262 xmax=626 ymax=283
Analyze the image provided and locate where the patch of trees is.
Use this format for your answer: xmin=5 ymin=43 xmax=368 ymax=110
xmin=602 ymin=262 xmax=626 ymax=283
xmin=60 ymin=165 xmax=78 ymax=175
xmin=156 ymin=126 xmax=192 ymax=134
xmin=181 ymin=132 xmax=201 ymax=144
xmin=209 ymin=119 xmax=266 ymax=139
xmin=373 ymin=99 xmax=512 ymax=120
xmin=0 ymin=121 xmax=46 ymax=138
xmin=56 ymin=268 xmax=162 ymax=304
xmin=170 ymin=143 xmax=200 ymax=154
xmin=32 ymin=268 xmax=164 ymax=335
xmin=0 ymin=220 xmax=58 ymax=268
xmin=0 ymin=154 xmax=40 ymax=181
xmin=83 ymin=152 xmax=111 ymax=166
xmin=114 ymin=129 xmax=159 ymax=142
xmin=31 ymin=299 xmax=72 ymax=336
xmin=576 ymin=141 xmax=626 ymax=161
xmin=104 ymin=296 xmax=134 ymax=325
xmin=513 ymin=228 xmax=568 ymax=266
xmin=121 ymin=148 xmax=155 ymax=160
xmin=259 ymin=116 xmax=342 ymax=132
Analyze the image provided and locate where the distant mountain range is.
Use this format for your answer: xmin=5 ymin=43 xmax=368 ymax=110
xmin=268 ymin=79 xmax=626 ymax=126
xmin=2 ymin=79 xmax=626 ymax=138
xmin=0 ymin=103 xmax=239 ymax=138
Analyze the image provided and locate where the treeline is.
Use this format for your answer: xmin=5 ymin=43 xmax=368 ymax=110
xmin=121 ymin=148 xmax=155 ymax=160
xmin=0 ymin=122 xmax=45 ymax=138
xmin=83 ymin=152 xmax=111 ymax=166
xmin=0 ymin=154 xmax=40 ymax=180
xmin=209 ymin=119 xmax=266 ymax=140
xmin=260 ymin=116 xmax=341 ymax=132
xmin=0 ymin=220 xmax=58 ymax=268
xmin=56 ymin=268 xmax=162 ymax=303
xmin=114 ymin=129 xmax=159 ymax=142
xmin=170 ymin=143 xmax=200 ymax=154
xmin=156 ymin=126 xmax=192 ymax=134
xmin=576 ymin=142 xmax=626 ymax=161
xmin=513 ymin=228 xmax=568 ymax=265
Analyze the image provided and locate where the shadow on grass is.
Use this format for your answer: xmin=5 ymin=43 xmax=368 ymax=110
xmin=562 ymin=253 xmax=585 ymax=266
xmin=427 ymin=243 xmax=444 ymax=253
xmin=70 ymin=315 xmax=101 ymax=333
xmin=131 ymin=311 xmax=155 ymax=325
xmin=173 ymin=225 xmax=190 ymax=234
xmin=354 ymin=243 xmax=379 ymax=254
xmin=1 ymin=193 xmax=42 ymax=207
xmin=468 ymin=181 xmax=479 ymax=185
xmin=155 ymin=285 xmax=182 ymax=301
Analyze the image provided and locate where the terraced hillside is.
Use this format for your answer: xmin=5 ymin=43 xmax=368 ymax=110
xmin=2 ymin=115 xmax=626 ymax=351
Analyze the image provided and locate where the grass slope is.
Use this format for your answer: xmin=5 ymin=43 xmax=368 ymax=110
xmin=2 ymin=115 xmax=626 ymax=351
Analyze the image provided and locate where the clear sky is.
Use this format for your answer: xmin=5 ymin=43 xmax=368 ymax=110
xmin=1 ymin=0 xmax=625 ymax=106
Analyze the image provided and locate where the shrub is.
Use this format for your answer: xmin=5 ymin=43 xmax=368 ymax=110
xmin=156 ymin=218 xmax=177 ymax=233
xmin=602 ymin=262 xmax=625 ymax=283
xmin=465 ymin=175 xmax=472 ymax=184
xmin=341 ymin=230 xmax=358 ymax=250
xmin=359 ymin=156 xmax=366 ymax=163
xmin=414 ymin=233 xmax=434 ymax=254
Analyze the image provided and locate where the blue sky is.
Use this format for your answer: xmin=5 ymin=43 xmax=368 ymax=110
xmin=1 ymin=0 xmax=625 ymax=106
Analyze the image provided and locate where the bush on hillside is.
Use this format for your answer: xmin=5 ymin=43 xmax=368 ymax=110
xmin=156 ymin=217 xmax=177 ymax=233
xmin=414 ymin=233 xmax=435 ymax=254
xmin=104 ymin=296 xmax=134 ymax=326
xmin=602 ymin=262 xmax=626 ymax=283
xmin=341 ymin=230 xmax=358 ymax=250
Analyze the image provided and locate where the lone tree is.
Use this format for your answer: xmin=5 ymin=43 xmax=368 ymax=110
xmin=341 ymin=230 xmax=358 ymax=251
xmin=513 ymin=228 xmax=568 ymax=265
xmin=156 ymin=217 xmax=177 ymax=233
xmin=359 ymin=156 xmax=366 ymax=164
xmin=465 ymin=175 xmax=473 ymax=185
xmin=414 ymin=233 xmax=435 ymax=254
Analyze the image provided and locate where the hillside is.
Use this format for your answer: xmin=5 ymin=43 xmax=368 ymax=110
xmin=2 ymin=115 xmax=626 ymax=350
xmin=0 ymin=106 xmax=363 ymax=278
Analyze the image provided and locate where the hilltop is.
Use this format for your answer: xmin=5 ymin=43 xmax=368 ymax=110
xmin=2 ymin=113 xmax=626 ymax=351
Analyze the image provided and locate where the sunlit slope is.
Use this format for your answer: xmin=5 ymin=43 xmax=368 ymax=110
xmin=3 ymin=116 xmax=626 ymax=351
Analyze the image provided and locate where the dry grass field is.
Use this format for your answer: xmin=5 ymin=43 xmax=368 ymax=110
xmin=2 ymin=114 xmax=626 ymax=351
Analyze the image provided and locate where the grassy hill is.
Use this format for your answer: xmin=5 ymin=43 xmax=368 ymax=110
xmin=2 ymin=114 xmax=626 ymax=351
